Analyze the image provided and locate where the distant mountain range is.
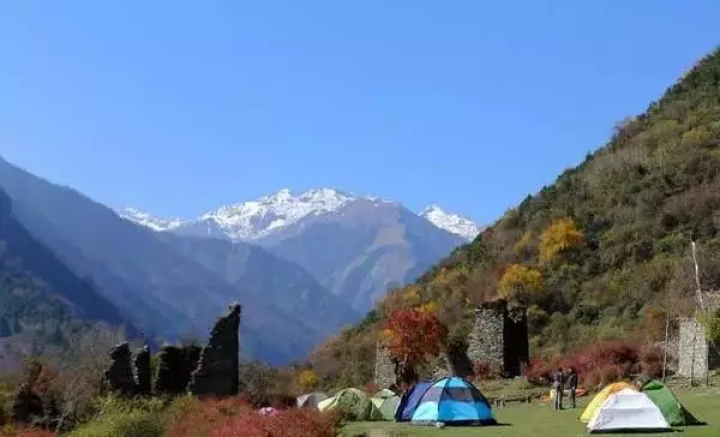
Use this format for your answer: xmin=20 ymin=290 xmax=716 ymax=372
xmin=121 ymin=189 xmax=480 ymax=311
xmin=0 ymin=156 xmax=479 ymax=364
xmin=121 ymin=188 xmax=481 ymax=242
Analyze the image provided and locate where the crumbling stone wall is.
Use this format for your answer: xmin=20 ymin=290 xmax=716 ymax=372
xmin=467 ymin=301 xmax=505 ymax=372
xmin=373 ymin=342 xmax=395 ymax=389
xmin=466 ymin=300 xmax=528 ymax=377
xmin=134 ymin=346 xmax=152 ymax=396
xmin=104 ymin=342 xmax=137 ymax=396
xmin=504 ymin=306 xmax=530 ymax=376
xmin=189 ymin=304 xmax=241 ymax=397
xmin=677 ymin=293 xmax=720 ymax=379
xmin=678 ymin=318 xmax=720 ymax=378
xmin=12 ymin=384 xmax=43 ymax=424
xmin=155 ymin=345 xmax=202 ymax=396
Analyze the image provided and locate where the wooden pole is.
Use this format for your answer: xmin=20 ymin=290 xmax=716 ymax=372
xmin=662 ymin=315 xmax=669 ymax=383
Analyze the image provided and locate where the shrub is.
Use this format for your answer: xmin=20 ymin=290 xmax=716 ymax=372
xmin=583 ymin=364 xmax=624 ymax=390
xmin=67 ymin=396 xmax=167 ymax=437
xmin=209 ymin=408 xmax=338 ymax=437
xmin=640 ymin=345 xmax=664 ymax=378
xmin=0 ymin=425 xmax=57 ymax=436
xmin=525 ymin=341 xmax=643 ymax=388
xmin=363 ymin=382 xmax=378 ymax=394
xmin=68 ymin=410 xmax=164 ymax=437
xmin=472 ymin=361 xmax=496 ymax=380
xmin=523 ymin=357 xmax=554 ymax=385
xmin=165 ymin=397 xmax=252 ymax=437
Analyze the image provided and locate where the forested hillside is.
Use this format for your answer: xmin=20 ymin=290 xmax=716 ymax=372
xmin=311 ymin=47 xmax=720 ymax=388
xmin=0 ymin=188 xmax=134 ymax=369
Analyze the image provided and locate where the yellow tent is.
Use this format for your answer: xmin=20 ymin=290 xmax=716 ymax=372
xmin=580 ymin=382 xmax=637 ymax=423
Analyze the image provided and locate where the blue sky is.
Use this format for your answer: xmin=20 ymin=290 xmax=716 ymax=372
xmin=0 ymin=1 xmax=718 ymax=224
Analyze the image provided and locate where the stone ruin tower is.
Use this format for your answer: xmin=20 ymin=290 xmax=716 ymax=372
xmin=466 ymin=299 xmax=529 ymax=377
xmin=373 ymin=299 xmax=529 ymax=388
xmin=677 ymin=292 xmax=720 ymax=379
xmin=103 ymin=303 xmax=242 ymax=398
xmin=189 ymin=303 xmax=242 ymax=397
xmin=374 ymin=342 xmax=396 ymax=390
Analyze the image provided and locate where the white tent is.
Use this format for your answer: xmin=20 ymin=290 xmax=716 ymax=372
xmin=297 ymin=392 xmax=329 ymax=409
xmin=588 ymin=388 xmax=671 ymax=433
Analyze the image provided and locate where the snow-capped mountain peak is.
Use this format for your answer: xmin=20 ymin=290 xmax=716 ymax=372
xmin=420 ymin=205 xmax=480 ymax=241
xmin=200 ymin=188 xmax=357 ymax=240
xmin=121 ymin=188 xmax=481 ymax=242
xmin=120 ymin=207 xmax=184 ymax=232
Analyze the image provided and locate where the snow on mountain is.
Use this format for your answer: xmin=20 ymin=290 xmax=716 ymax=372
xmin=120 ymin=207 xmax=184 ymax=232
xmin=419 ymin=205 xmax=481 ymax=241
xmin=120 ymin=188 xmax=481 ymax=242
xmin=199 ymin=188 xmax=357 ymax=240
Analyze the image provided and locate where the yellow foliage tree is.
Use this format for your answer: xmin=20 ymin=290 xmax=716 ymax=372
xmin=513 ymin=231 xmax=533 ymax=256
xmin=420 ymin=301 xmax=438 ymax=316
xmin=297 ymin=369 xmax=319 ymax=390
xmin=498 ymin=264 xmax=543 ymax=303
xmin=539 ymin=218 xmax=584 ymax=263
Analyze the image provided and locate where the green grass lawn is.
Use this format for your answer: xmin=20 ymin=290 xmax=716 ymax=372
xmin=341 ymin=386 xmax=720 ymax=437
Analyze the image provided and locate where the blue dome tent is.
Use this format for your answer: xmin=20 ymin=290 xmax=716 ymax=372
xmin=410 ymin=377 xmax=495 ymax=426
xmin=394 ymin=381 xmax=433 ymax=422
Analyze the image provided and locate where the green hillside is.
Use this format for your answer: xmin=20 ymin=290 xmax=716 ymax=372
xmin=311 ymin=47 xmax=720 ymax=388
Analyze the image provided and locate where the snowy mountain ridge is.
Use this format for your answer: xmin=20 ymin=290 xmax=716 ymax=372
xmin=420 ymin=205 xmax=482 ymax=242
xmin=120 ymin=188 xmax=480 ymax=241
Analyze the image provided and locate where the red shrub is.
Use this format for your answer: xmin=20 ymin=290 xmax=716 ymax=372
xmin=210 ymin=409 xmax=338 ymax=437
xmin=583 ymin=364 xmax=624 ymax=390
xmin=363 ymin=382 xmax=378 ymax=394
xmin=472 ymin=361 xmax=496 ymax=380
xmin=523 ymin=357 xmax=555 ymax=384
xmin=0 ymin=428 xmax=57 ymax=437
xmin=166 ymin=397 xmax=253 ymax=437
xmin=640 ymin=345 xmax=664 ymax=378
xmin=558 ymin=341 xmax=641 ymax=383
xmin=525 ymin=341 xmax=643 ymax=388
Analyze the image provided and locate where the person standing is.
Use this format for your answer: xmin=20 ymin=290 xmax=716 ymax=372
xmin=552 ymin=367 xmax=565 ymax=410
xmin=565 ymin=367 xmax=578 ymax=409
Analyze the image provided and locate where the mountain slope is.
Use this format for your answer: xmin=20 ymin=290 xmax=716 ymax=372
xmin=123 ymin=190 xmax=469 ymax=313
xmin=263 ymin=199 xmax=465 ymax=311
xmin=312 ymin=47 xmax=720 ymax=387
xmin=0 ymin=188 xmax=135 ymax=369
xmin=157 ymin=233 xmax=360 ymax=336
xmin=0 ymin=158 xmax=349 ymax=363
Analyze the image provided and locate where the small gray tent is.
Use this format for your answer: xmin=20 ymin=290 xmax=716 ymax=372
xmin=297 ymin=392 xmax=329 ymax=409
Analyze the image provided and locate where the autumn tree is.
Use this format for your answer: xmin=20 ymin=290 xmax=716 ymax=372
xmin=383 ymin=303 xmax=446 ymax=385
xmin=296 ymin=369 xmax=319 ymax=391
xmin=498 ymin=264 xmax=543 ymax=304
xmin=539 ymin=218 xmax=584 ymax=263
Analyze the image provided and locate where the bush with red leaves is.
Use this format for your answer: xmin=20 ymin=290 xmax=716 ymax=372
xmin=363 ymin=382 xmax=378 ymax=394
xmin=524 ymin=341 xmax=645 ymax=389
xmin=166 ymin=398 xmax=254 ymax=437
xmin=523 ymin=357 xmax=555 ymax=384
xmin=640 ymin=345 xmax=664 ymax=378
xmin=472 ymin=361 xmax=498 ymax=380
xmin=583 ymin=364 xmax=625 ymax=389
xmin=210 ymin=408 xmax=339 ymax=437
xmin=0 ymin=428 xmax=57 ymax=437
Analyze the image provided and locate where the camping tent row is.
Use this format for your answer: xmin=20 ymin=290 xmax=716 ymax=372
xmin=581 ymin=380 xmax=701 ymax=433
xmin=307 ymin=377 xmax=496 ymax=425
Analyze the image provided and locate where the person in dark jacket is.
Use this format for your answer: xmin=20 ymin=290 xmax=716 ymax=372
xmin=565 ymin=367 xmax=578 ymax=409
xmin=552 ymin=367 xmax=564 ymax=410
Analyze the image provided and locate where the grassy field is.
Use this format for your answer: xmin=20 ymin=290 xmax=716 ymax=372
xmin=341 ymin=385 xmax=720 ymax=437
